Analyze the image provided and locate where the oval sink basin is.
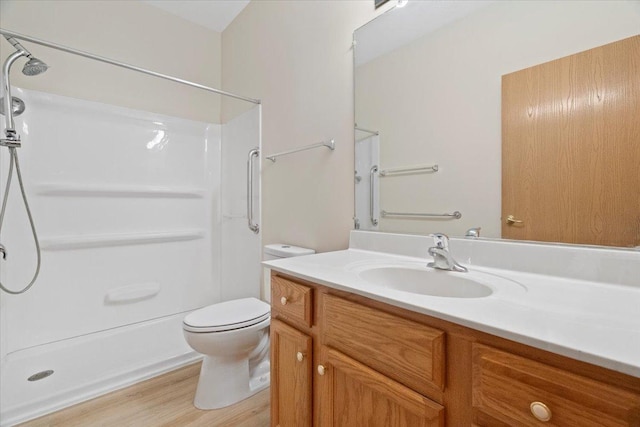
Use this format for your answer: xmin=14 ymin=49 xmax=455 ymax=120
xmin=359 ymin=266 xmax=493 ymax=298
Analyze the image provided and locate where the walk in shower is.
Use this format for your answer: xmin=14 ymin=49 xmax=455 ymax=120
xmin=0 ymin=30 xmax=262 ymax=426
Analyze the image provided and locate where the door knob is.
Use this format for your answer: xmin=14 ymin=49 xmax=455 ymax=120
xmin=506 ymin=215 xmax=524 ymax=225
xmin=530 ymin=401 xmax=552 ymax=422
xmin=317 ymin=365 xmax=326 ymax=376
xmin=296 ymin=352 xmax=305 ymax=362
xmin=280 ymin=296 xmax=288 ymax=305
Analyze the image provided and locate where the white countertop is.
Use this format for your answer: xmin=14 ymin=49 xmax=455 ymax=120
xmin=264 ymin=248 xmax=640 ymax=378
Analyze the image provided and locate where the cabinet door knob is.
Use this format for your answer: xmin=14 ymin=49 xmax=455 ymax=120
xmin=506 ymin=214 xmax=524 ymax=225
xmin=280 ymin=296 xmax=288 ymax=305
xmin=296 ymin=352 xmax=304 ymax=362
xmin=317 ymin=365 xmax=326 ymax=376
xmin=530 ymin=401 xmax=552 ymax=422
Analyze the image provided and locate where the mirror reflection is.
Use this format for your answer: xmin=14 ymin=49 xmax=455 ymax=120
xmin=354 ymin=0 xmax=640 ymax=247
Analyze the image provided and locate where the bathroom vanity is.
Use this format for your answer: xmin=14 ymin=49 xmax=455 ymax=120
xmin=265 ymin=232 xmax=640 ymax=426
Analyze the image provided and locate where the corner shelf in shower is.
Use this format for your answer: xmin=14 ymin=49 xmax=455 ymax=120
xmin=40 ymin=230 xmax=205 ymax=251
xmin=35 ymin=184 xmax=206 ymax=199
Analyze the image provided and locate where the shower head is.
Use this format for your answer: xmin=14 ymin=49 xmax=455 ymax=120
xmin=22 ymin=57 xmax=48 ymax=76
xmin=3 ymin=36 xmax=49 ymax=76
xmin=2 ymin=35 xmax=49 ymax=135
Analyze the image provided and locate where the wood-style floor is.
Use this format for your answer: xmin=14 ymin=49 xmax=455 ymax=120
xmin=19 ymin=363 xmax=270 ymax=427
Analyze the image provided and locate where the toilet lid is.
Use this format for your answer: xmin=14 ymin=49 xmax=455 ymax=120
xmin=183 ymin=297 xmax=270 ymax=333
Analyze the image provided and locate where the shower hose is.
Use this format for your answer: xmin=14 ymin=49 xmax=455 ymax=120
xmin=0 ymin=146 xmax=41 ymax=294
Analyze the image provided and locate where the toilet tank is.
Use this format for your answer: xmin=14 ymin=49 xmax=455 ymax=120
xmin=262 ymin=244 xmax=315 ymax=301
xmin=263 ymin=244 xmax=315 ymax=261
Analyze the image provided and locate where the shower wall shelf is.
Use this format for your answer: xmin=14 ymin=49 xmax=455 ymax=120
xmin=35 ymin=184 xmax=205 ymax=199
xmin=381 ymin=210 xmax=462 ymax=219
xmin=40 ymin=230 xmax=205 ymax=251
xmin=266 ymin=139 xmax=335 ymax=162
xmin=104 ymin=282 xmax=161 ymax=305
xmin=379 ymin=164 xmax=438 ymax=176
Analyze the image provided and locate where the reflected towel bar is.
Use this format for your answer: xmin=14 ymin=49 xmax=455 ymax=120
xmin=379 ymin=164 xmax=438 ymax=176
xmin=266 ymin=139 xmax=335 ymax=162
xmin=381 ymin=210 xmax=462 ymax=219
xmin=355 ymin=126 xmax=379 ymax=135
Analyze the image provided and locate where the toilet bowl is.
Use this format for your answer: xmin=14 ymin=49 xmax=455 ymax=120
xmin=183 ymin=243 xmax=315 ymax=410
xmin=183 ymin=297 xmax=271 ymax=409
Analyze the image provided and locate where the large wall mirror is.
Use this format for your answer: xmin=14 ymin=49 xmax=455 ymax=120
xmin=354 ymin=0 xmax=640 ymax=248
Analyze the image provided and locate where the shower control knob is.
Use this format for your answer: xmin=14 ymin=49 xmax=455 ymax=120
xmin=296 ymin=352 xmax=304 ymax=362
xmin=317 ymin=365 xmax=326 ymax=376
xmin=280 ymin=296 xmax=288 ymax=305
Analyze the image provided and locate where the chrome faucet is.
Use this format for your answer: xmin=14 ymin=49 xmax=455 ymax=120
xmin=465 ymin=227 xmax=481 ymax=238
xmin=427 ymin=233 xmax=468 ymax=272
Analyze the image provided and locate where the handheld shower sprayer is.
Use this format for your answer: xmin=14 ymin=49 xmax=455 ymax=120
xmin=0 ymin=34 xmax=48 ymax=294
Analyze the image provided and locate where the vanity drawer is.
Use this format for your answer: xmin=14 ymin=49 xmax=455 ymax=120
xmin=323 ymin=294 xmax=445 ymax=398
xmin=472 ymin=344 xmax=640 ymax=426
xmin=271 ymin=274 xmax=313 ymax=327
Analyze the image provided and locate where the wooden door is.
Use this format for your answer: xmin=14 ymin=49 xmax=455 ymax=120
xmin=270 ymin=319 xmax=313 ymax=427
xmin=502 ymin=35 xmax=640 ymax=247
xmin=317 ymin=347 xmax=444 ymax=427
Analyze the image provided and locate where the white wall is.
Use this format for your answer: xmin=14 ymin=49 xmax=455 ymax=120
xmin=222 ymin=1 xmax=390 ymax=253
xmin=356 ymin=1 xmax=640 ymax=237
xmin=0 ymin=0 xmax=222 ymax=123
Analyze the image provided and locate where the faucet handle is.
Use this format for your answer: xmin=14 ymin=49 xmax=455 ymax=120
xmin=428 ymin=233 xmax=449 ymax=249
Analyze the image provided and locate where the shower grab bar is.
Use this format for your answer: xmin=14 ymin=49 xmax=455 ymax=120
xmin=381 ymin=210 xmax=462 ymax=219
xmin=0 ymin=28 xmax=260 ymax=105
xmin=379 ymin=164 xmax=438 ymax=176
xmin=266 ymin=139 xmax=334 ymax=162
xmin=247 ymin=148 xmax=260 ymax=234
xmin=370 ymin=165 xmax=379 ymax=226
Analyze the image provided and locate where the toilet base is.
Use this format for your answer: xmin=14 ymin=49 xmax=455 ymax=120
xmin=193 ymin=355 xmax=270 ymax=410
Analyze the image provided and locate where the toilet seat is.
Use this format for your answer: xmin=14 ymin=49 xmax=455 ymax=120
xmin=183 ymin=297 xmax=270 ymax=333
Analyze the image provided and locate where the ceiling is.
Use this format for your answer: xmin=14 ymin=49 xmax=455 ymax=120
xmin=355 ymin=0 xmax=496 ymax=66
xmin=142 ymin=0 xmax=250 ymax=33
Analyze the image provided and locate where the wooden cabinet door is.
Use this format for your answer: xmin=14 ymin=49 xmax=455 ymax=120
xmin=270 ymin=319 xmax=312 ymax=427
xmin=317 ymin=347 xmax=444 ymax=427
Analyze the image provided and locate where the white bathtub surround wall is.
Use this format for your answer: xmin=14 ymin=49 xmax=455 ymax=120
xmin=220 ymin=106 xmax=262 ymax=301
xmin=0 ymin=88 xmax=224 ymax=426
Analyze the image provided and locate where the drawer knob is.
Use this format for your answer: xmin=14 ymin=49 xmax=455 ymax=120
xmin=296 ymin=352 xmax=304 ymax=362
xmin=530 ymin=401 xmax=552 ymax=422
xmin=317 ymin=365 xmax=326 ymax=376
xmin=280 ymin=296 xmax=288 ymax=305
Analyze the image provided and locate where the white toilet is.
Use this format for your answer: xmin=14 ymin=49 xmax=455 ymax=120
xmin=183 ymin=244 xmax=315 ymax=410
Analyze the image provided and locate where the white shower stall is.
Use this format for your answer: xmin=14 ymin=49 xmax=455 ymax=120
xmin=0 ymin=87 xmax=261 ymax=425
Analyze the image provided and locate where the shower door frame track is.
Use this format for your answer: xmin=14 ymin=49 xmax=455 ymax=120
xmin=0 ymin=28 xmax=261 ymax=105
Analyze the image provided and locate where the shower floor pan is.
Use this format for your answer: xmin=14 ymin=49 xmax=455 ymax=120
xmin=0 ymin=313 xmax=200 ymax=426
